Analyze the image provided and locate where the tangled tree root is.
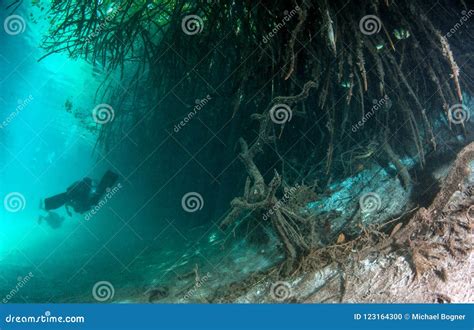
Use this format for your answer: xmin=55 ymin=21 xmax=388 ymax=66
xmin=36 ymin=0 xmax=473 ymax=301
xmin=220 ymin=137 xmax=319 ymax=275
xmin=213 ymin=142 xmax=474 ymax=303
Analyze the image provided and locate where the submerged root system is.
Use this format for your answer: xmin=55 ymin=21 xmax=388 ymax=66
xmin=212 ymin=142 xmax=473 ymax=302
xmin=37 ymin=0 xmax=473 ymax=292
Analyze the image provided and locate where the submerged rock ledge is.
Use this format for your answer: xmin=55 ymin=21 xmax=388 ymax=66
xmin=215 ymin=143 xmax=474 ymax=303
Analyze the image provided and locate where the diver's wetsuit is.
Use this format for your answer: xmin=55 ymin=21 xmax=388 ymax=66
xmin=65 ymin=178 xmax=96 ymax=214
xmin=44 ymin=170 xmax=118 ymax=215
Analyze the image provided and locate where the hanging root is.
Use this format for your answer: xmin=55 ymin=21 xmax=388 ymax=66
xmin=220 ymin=140 xmax=315 ymax=274
xmin=40 ymin=0 xmax=473 ymax=278
xmin=382 ymin=129 xmax=412 ymax=191
xmin=438 ymin=33 xmax=463 ymax=102
xmin=283 ymin=2 xmax=308 ymax=80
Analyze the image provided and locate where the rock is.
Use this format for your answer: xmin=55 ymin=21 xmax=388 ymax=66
xmin=145 ymin=286 xmax=169 ymax=303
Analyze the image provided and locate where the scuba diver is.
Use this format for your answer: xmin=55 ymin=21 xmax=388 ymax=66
xmin=43 ymin=170 xmax=118 ymax=216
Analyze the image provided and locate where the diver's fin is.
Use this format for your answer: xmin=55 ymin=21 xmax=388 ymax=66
xmin=44 ymin=192 xmax=68 ymax=211
xmin=96 ymin=170 xmax=119 ymax=196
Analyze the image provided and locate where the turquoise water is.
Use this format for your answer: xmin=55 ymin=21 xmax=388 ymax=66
xmin=0 ymin=5 xmax=281 ymax=303
xmin=1 ymin=1 xmax=472 ymax=304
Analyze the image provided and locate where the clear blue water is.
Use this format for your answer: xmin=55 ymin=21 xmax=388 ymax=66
xmin=1 ymin=1 xmax=472 ymax=304
xmin=0 ymin=5 xmax=281 ymax=303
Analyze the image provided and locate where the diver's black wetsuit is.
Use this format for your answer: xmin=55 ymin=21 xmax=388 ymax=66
xmin=44 ymin=170 xmax=118 ymax=215
xmin=66 ymin=178 xmax=95 ymax=214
